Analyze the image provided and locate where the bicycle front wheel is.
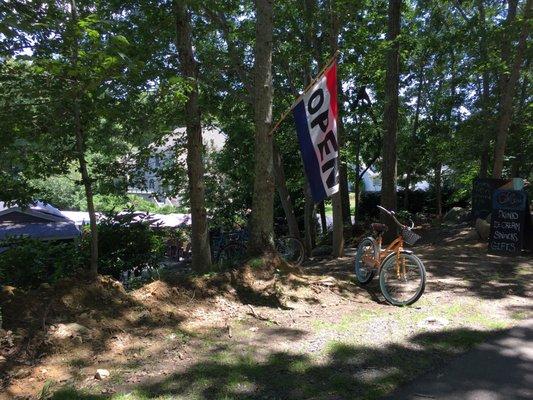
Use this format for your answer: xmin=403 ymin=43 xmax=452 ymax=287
xmin=276 ymin=236 xmax=305 ymax=266
xmin=354 ymin=237 xmax=378 ymax=284
xmin=217 ymin=243 xmax=247 ymax=270
xmin=379 ymin=252 xmax=426 ymax=306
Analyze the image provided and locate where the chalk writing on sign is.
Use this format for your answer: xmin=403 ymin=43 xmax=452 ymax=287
xmin=489 ymin=190 xmax=526 ymax=255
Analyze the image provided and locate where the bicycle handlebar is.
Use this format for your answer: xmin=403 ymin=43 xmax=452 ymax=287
xmin=376 ymin=205 xmax=414 ymax=229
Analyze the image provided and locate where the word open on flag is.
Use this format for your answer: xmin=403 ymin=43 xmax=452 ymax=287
xmin=293 ymin=63 xmax=339 ymax=203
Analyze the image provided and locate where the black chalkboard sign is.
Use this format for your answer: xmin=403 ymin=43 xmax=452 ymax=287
xmin=472 ymin=178 xmax=510 ymax=220
xmin=488 ymin=189 xmax=526 ymax=255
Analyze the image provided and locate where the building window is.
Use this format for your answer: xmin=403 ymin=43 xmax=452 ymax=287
xmin=154 ymin=155 xmax=160 ymax=167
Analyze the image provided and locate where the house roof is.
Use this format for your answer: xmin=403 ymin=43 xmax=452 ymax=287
xmin=61 ymin=211 xmax=98 ymax=226
xmin=0 ymin=201 xmax=71 ymax=222
xmin=0 ymin=201 xmax=80 ymax=241
xmin=150 ymin=213 xmax=191 ymax=227
xmin=108 ymin=212 xmax=191 ymax=228
xmin=0 ymin=221 xmax=80 ymax=241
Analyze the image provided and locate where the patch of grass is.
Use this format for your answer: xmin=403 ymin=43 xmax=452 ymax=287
xmin=124 ymin=358 xmax=143 ymax=370
xmin=465 ymin=313 xmax=509 ymax=330
xmin=417 ymin=329 xmax=490 ymax=353
xmin=441 ymin=302 xmax=464 ymax=318
xmin=125 ymin=346 xmax=146 ymax=357
xmin=311 ymin=310 xmax=384 ymax=334
xmin=248 ymin=257 xmax=264 ymax=269
xmin=50 ymin=387 xmax=104 ymax=400
xmin=167 ymin=330 xmax=191 ymax=344
xmin=67 ymin=358 xmax=91 ymax=369
xmin=110 ymin=369 xmax=126 ymax=385
xmin=289 ymin=358 xmax=309 ymax=373
xmin=39 ymin=379 xmax=57 ymax=400
xmin=511 ymin=310 xmax=529 ymax=320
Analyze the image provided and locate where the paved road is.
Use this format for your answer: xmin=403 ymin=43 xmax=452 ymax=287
xmin=383 ymin=319 xmax=533 ymax=400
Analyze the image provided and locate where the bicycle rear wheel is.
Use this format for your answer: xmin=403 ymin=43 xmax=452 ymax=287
xmin=217 ymin=243 xmax=247 ymax=270
xmin=379 ymin=252 xmax=426 ymax=306
xmin=354 ymin=237 xmax=378 ymax=284
xmin=276 ymin=236 xmax=305 ymax=266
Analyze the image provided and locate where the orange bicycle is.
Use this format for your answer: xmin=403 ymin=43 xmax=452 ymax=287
xmin=354 ymin=205 xmax=426 ymax=306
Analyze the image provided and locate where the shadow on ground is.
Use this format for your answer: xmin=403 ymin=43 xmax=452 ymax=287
xmin=46 ymin=325 xmax=526 ymax=400
xmin=301 ymin=225 xmax=532 ymax=303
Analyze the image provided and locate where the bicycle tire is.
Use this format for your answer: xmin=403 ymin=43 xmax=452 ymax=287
xmin=275 ymin=236 xmax=305 ymax=266
xmin=379 ymin=251 xmax=426 ymax=306
xmin=217 ymin=243 xmax=247 ymax=270
xmin=354 ymin=237 xmax=378 ymax=284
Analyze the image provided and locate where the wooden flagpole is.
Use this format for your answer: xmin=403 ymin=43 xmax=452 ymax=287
xmin=268 ymin=50 xmax=340 ymax=136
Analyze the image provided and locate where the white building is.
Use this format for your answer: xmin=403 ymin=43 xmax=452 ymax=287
xmin=128 ymin=126 xmax=225 ymax=206
xmin=351 ymin=163 xmax=429 ymax=193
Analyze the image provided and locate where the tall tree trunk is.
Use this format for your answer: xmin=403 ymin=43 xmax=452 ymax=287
xmin=70 ymin=0 xmax=98 ymax=277
xmin=477 ymin=0 xmax=491 ymax=178
xmin=354 ymin=110 xmax=362 ymax=217
xmin=175 ymin=1 xmax=212 ymax=272
xmin=404 ymin=64 xmax=423 ymax=211
xmin=493 ymin=0 xmax=531 ymax=178
xmin=331 ymin=192 xmax=344 ymax=256
xmin=318 ymin=201 xmax=327 ymax=234
xmin=434 ymin=162 xmax=442 ymax=218
xmin=249 ymin=0 xmax=275 ymax=255
xmin=304 ymin=185 xmax=316 ymax=256
xmin=403 ymin=169 xmax=412 ymax=210
xmin=329 ymin=0 xmax=351 ymax=228
xmin=302 ymin=0 xmax=318 ymax=256
xmin=381 ymin=0 xmax=401 ymax=231
xmin=328 ymin=0 xmax=345 ymax=257
xmin=498 ymin=0 xmax=519 ymax=100
xmin=273 ymin=145 xmax=301 ymax=240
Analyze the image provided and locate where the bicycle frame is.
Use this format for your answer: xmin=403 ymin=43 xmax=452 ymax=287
xmin=355 ymin=206 xmax=426 ymax=306
xmin=361 ymin=233 xmax=406 ymax=278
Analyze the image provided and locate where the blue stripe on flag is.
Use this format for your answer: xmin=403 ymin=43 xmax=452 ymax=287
xmin=293 ymin=100 xmax=327 ymax=203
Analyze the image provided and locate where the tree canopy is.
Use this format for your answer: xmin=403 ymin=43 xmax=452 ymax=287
xmin=1 ymin=0 xmax=531 ymax=272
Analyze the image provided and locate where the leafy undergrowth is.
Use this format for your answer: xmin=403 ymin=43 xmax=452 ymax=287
xmin=0 ymin=227 xmax=531 ymax=400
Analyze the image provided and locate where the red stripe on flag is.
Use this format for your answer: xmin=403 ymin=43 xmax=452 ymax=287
xmin=325 ymin=62 xmax=338 ymax=120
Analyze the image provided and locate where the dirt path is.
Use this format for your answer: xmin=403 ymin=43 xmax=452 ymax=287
xmin=1 ymin=226 xmax=531 ymax=400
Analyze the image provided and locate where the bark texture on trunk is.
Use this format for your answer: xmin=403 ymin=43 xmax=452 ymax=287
xmin=354 ymin=122 xmax=361 ymax=217
xmin=498 ymin=0 xmax=519 ymax=100
xmin=381 ymin=0 xmax=401 ymax=221
xmin=404 ymin=64 xmax=423 ymax=211
xmin=302 ymin=0 xmax=317 ymax=256
xmin=273 ymin=145 xmax=301 ymax=241
xmin=318 ymin=201 xmax=327 ymax=234
xmin=175 ymin=0 xmax=212 ymax=272
xmin=75 ymin=108 xmax=99 ymax=277
xmin=304 ymin=185 xmax=316 ymax=256
xmin=329 ymin=0 xmax=345 ymax=256
xmin=331 ymin=192 xmax=344 ymax=257
xmin=477 ymin=0 xmax=491 ymax=178
xmin=249 ymin=0 xmax=275 ymax=255
xmin=492 ymin=0 xmax=532 ymax=178
xmin=70 ymin=0 xmax=98 ymax=277
xmin=329 ymin=0 xmax=351 ymax=228
xmin=403 ymin=169 xmax=412 ymax=210
xmin=434 ymin=163 xmax=442 ymax=218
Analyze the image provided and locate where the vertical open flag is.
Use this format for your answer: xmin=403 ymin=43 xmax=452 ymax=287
xmin=293 ymin=62 xmax=339 ymax=203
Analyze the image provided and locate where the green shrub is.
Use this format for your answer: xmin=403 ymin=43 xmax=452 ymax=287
xmin=0 ymin=238 xmax=83 ymax=288
xmin=91 ymin=211 xmax=166 ymax=279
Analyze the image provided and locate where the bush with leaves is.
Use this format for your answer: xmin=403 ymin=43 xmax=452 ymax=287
xmin=0 ymin=238 xmax=83 ymax=288
xmin=91 ymin=211 xmax=166 ymax=279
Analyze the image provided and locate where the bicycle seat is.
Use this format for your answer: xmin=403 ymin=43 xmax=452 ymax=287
xmin=371 ymin=223 xmax=388 ymax=234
